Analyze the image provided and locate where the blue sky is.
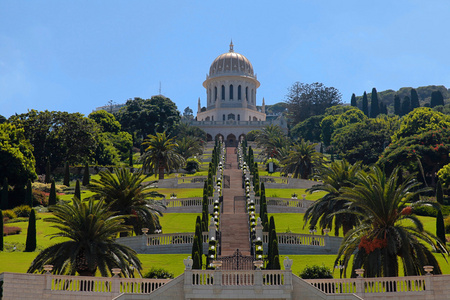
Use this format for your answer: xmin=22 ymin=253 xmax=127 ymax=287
xmin=1 ymin=1 xmax=450 ymax=118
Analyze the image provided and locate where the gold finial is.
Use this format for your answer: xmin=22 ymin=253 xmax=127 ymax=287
xmin=229 ymin=39 xmax=234 ymax=52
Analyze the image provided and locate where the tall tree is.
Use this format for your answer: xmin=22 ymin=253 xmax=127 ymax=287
xmin=25 ymin=179 xmax=33 ymax=207
xmin=1 ymin=178 xmax=8 ymax=210
xmin=74 ymin=179 xmax=81 ymax=200
xmin=45 ymin=160 xmax=51 ymax=184
xmin=24 ymin=209 xmax=36 ymax=252
xmin=129 ymin=147 xmax=133 ymax=167
xmin=350 ymin=93 xmax=357 ymax=107
xmin=285 ymin=82 xmax=342 ymax=124
xmin=48 ymin=180 xmax=57 ymax=206
xmin=362 ymin=92 xmax=369 ymax=116
xmin=436 ymin=209 xmax=446 ymax=245
xmin=141 ymin=132 xmax=185 ymax=180
xmin=370 ymin=88 xmax=380 ymax=118
xmin=281 ymin=140 xmax=322 ymax=179
xmin=336 ymin=166 xmax=446 ymax=277
xmin=436 ymin=180 xmax=444 ymax=205
xmin=28 ymin=197 xmax=142 ymax=276
xmin=431 ymin=91 xmax=445 ymax=108
xmin=0 ymin=210 xmax=3 ymax=251
xmin=401 ymin=96 xmax=411 ymax=116
xmin=82 ymin=163 xmax=90 ymax=186
xmin=394 ymin=95 xmax=401 ymax=115
xmin=89 ymin=168 xmax=164 ymax=236
xmin=410 ymin=88 xmax=420 ymax=110
xmin=192 ymin=216 xmax=203 ymax=270
xmin=63 ymin=161 xmax=70 ymax=187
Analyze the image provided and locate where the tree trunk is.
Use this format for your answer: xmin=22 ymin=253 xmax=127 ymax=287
xmin=159 ymin=166 xmax=165 ymax=180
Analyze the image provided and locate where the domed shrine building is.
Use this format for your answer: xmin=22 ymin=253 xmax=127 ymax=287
xmin=192 ymin=42 xmax=286 ymax=146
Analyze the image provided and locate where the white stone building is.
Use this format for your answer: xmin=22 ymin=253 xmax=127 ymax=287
xmin=192 ymin=42 xmax=287 ymax=146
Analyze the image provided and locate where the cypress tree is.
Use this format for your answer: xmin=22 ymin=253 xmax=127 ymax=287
xmin=201 ymin=194 xmax=209 ymax=231
xmin=431 ymin=91 xmax=444 ymax=108
xmin=410 ymin=88 xmax=420 ymax=110
xmin=74 ymin=179 xmax=81 ymax=200
xmin=25 ymin=179 xmax=33 ymax=207
xmin=437 ymin=180 xmax=444 ymax=205
xmin=401 ymin=96 xmax=411 ymax=116
xmin=370 ymin=88 xmax=380 ymax=118
xmin=436 ymin=209 xmax=446 ymax=245
xmin=82 ymin=163 xmax=90 ymax=186
xmin=25 ymin=209 xmax=36 ymax=252
xmin=271 ymin=238 xmax=281 ymax=270
xmin=63 ymin=161 xmax=70 ymax=187
xmin=45 ymin=160 xmax=51 ymax=184
xmin=192 ymin=216 xmax=203 ymax=269
xmin=48 ymin=180 xmax=57 ymax=206
xmin=394 ymin=95 xmax=401 ymax=115
xmin=129 ymin=147 xmax=133 ymax=167
xmin=350 ymin=93 xmax=357 ymax=107
xmin=0 ymin=210 xmax=3 ymax=251
xmin=362 ymin=91 xmax=369 ymax=116
xmin=1 ymin=178 xmax=8 ymax=210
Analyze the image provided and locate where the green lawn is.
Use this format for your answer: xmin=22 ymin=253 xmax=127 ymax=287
xmin=156 ymin=188 xmax=203 ymax=198
xmin=159 ymin=213 xmax=200 ymax=233
xmin=266 ymin=188 xmax=326 ymax=200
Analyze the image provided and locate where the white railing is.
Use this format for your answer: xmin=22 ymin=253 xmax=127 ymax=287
xmin=254 ymin=197 xmax=314 ymax=208
xmin=263 ymin=232 xmax=325 ymax=246
xmin=146 ymin=232 xmax=209 ymax=246
xmin=190 ymin=270 xmax=287 ymax=286
xmin=163 ymin=197 xmax=214 ymax=208
xmin=49 ymin=275 xmax=171 ymax=294
xmin=306 ymin=275 xmax=429 ymax=294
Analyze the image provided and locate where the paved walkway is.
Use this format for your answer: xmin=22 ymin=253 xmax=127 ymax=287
xmin=219 ymin=147 xmax=250 ymax=256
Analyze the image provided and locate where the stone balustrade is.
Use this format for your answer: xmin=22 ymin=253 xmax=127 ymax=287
xmin=261 ymin=232 xmax=342 ymax=255
xmin=162 ymin=197 xmax=214 ymax=213
xmin=189 ymin=269 xmax=288 ymax=287
xmin=254 ymin=197 xmax=314 ymax=213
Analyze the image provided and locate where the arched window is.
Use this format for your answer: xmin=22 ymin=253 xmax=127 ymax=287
xmin=237 ymin=114 xmax=240 ymax=121
xmin=229 ymin=85 xmax=234 ymax=100
xmin=249 ymin=116 xmax=251 ymax=121
xmin=221 ymin=85 xmax=225 ymax=100
xmin=227 ymin=113 xmax=235 ymax=120
xmin=208 ymin=89 xmax=211 ymax=103
xmin=212 ymin=116 xmax=214 ymax=121
xmin=214 ymin=86 xmax=217 ymax=100
xmin=251 ymin=89 xmax=254 ymax=104
xmin=245 ymin=87 xmax=248 ymax=101
xmin=238 ymin=85 xmax=242 ymax=100
xmin=223 ymin=114 xmax=225 ymax=121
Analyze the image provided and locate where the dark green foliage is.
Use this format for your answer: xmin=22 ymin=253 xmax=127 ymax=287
xmin=192 ymin=216 xmax=203 ymax=269
xmin=413 ymin=205 xmax=450 ymax=218
xmin=290 ymin=115 xmax=323 ymax=143
xmin=82 ymin=163 xmax=90 ymax=186
xmin=394 ymin=95 xmax=401 ymax=115
xmin=45 ymin=160 xmax=51 ymax=184
xmin=25 ymin=179 xmax=32 ymax=207
xmin=362 ymin=92 xmax=369 ymax=116
xmin=143 ymin=267 xmax=174 ymax=279
xmin=63 ymin=161 xmax=70 ymax=187
xmin=48 ymin=180 xmax=57 ymax=206
xmin=74 ymin=180 xmax=81 ymax=201
xmin=1 ymin=178 xmax=8 ymax=210
xmin=201 ymin=194 xmax=209 ymax=231
xmin=299 ymin=265 xmax=333 ymax=279
xmin=437 ymin=180 xmax=444 ymax=205
xmin=0 ymin=210 xmax=3 ymax=251
xmin=411 ymin=88 xmax=420 ymax=110
xmin=379 ymin=102 xmax=388 ymax=115
xmin=24 ymin=209 xmax=36 ymax=252
xmin=437 ymin=209 xmax=446 ymax=245
xmin=431 ymin=91 xmax=445 ymax=108
xmin=129 ymin=147 xmax=133 ymax=167
xmin=402 ymin=96 xmax=411 ymax=116
xmin=266 ymin=216 xmax=280 ymax=270
xmin=370 ymin=88 xmax=380 ymax=118
xmin=350 ymin=93 xmax=357 ymax=107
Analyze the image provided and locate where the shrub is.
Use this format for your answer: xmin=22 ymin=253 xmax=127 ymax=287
xmin=3 ymin=225 xmax=22 ymax=236
xmin=414 ymin=205 xmax=450 ymax=217
xmin=32 ymin=189 xmax=48 ymax=207
xmin=185 ymin=158 xmax=200 ymax=174
xmin=2 ymin=210 xmax=17 ymax=220
xmin=143 ymin=267 xmax=174 ymax=279
xmin=299 ymin=265 xmax=333 ymax=279
xmin=12 ymin=205 xmax=32 ymax=218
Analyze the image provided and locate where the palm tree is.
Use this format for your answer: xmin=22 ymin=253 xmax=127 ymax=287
xmin=89 ymin=167 xmax=165 ymax=236
xmin=255 ymin=125 xmax=288 ymax=160
xmin=28 ymin=197 xmax=142 ymax=277
xmin=175 ymin=136 xmax=204 ymax=160
xmin=281 ymin=139 xmax=322 ymax=179
xmin=336 ymin=166 xmax=447 ymax=278
xmin=141 ymin=131 xmax=185 ymax=179
xmin=304 ymin=159 xmax=362 ymax=236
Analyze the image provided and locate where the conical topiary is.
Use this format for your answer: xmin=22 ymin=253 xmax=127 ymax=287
xmin=25 ymin=209 xmax=36 ymax=252
xmin=25 ymin=179 xmax=33 ymax=207
xmin=45 ymin=160 xmax=51 ymax=184
xmin=0 ymin=210 xmax=3 ymax=251
xmin=48 ymin=180 xmax=57 ymax=206
xmin=74 ymin=179 xmax=81 ymax=200
xmin=82 ymin=163 xmax=90 ymax=186
xmin=437 ymin=209 xmax=446 ymax=246
xmin=1 ymin=178 xmax=8 ymax=210
xmin=63 ymin=161 xmax=70 ymax=187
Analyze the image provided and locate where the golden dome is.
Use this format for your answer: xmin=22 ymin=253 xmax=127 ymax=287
xmin=208 ymin=41 xmax=255 ymax=78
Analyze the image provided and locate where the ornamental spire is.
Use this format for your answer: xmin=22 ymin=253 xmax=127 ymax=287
xmin=229 ymin=39 xmax=234 ymax=52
